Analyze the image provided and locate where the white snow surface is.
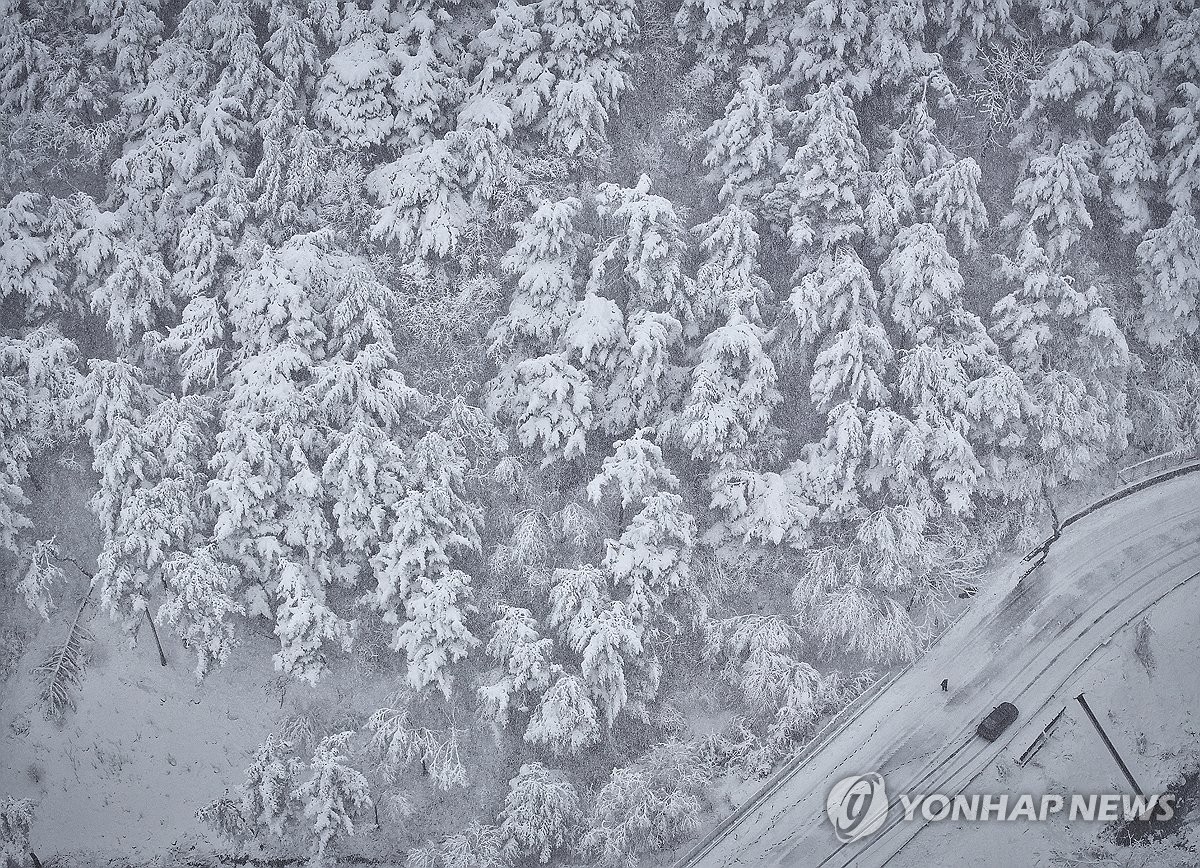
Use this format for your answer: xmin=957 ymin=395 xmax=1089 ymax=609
xmin=683 ymin=470 xmax=1200 ymax=868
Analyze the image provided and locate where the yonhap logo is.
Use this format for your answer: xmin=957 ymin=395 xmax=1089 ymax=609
xmin=826 ymin=773 xmax=889 ymax=842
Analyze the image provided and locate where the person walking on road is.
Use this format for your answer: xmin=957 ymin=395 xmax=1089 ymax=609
xmin=940 ymin=678 xmax=948 ymax=692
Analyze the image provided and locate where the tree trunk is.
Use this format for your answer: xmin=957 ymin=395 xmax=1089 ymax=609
xmin=144 ymin=609 xmax=168 ymax=667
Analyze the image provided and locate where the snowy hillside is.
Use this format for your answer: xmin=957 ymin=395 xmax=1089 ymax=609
xmin=1 ymin=0 xmax=1199 ymax=865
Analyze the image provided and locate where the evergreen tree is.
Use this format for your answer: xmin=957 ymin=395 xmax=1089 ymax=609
xmin=1004 ymin=140 xmax=1099 ymax=260
xmin=764 ymin=83 xmax=868 ymax=263
xmin=157 ymin=547 xmax=245 ymax=680
xmin=915 ymin=157 xmax=989 ymax=254
xmin=1165 ymin=83 xmax=1200 ymax=214
xmin=863 ymin=134 xmax=915 ymax=257
xmin=786 ymin=0 xmax=870 ymax=96
xmin=524 ymin=671 xmax=600 ymax=753
xmin=602 ymin=491 xmax=697 ymax=626
xmin=586 ymin=428 xmax=679 ymax=510
xmin=239 ymin=734 xmax=304 ymax=838
xmin=540 ymin=0 xmax=638 ymax=154
xmin=1136 ymin=212 xmax=1200 ymax=347
xmin=1100 ymin=117 xmax=1156 ymax=235
xmin=498 ymin=763 xmax=581 ymax=865
xmin=591 ymin=175 xmax=694 ymax=328
xmin=486 ymin=353 xmax=594 ymax=465
xmin=677 ymin=313 xmax=780 ymax=465
xmin=992 ymin=230 xmax=1130 ymax=492
xmin=315 ymin=24 xmax=394 ymax=148
xmin=367 ymin=127 xmax=502 ymax=259
xmin=86 ymin=0 xmax=163 ymax=89
xmin=294 ymin=731 xmax=373 ymax=867
xmin=693 ymin=205 xmax=772 ymax=329
xmin=936 ymin=0 xmax=1011 ymax=59
xmin=93 ymin=239 xmax=173 ymax=347
xmin=385 ymin=0 xmax=467 ymax=150
xmin=574 ymin=600 xmax=642 ymax=726
xmin=461 ymin=0 xmax=551 ymax=138
xmin=273 ymin=559 xmax=354 ymax=684
xmin=488 ymin=197 xmax=584 ymax=363
xmin=478 ymin=606 xmax=555 ymax=725
xmin=263 ymin=1 xmax=321 ymax=98
xmin=0 ymin=192 xmax=64 ymax=318
xmin=702 ymin=66 xmax=786 ymax=211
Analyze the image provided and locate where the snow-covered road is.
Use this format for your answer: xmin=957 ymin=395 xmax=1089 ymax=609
xmin=683 ymin=469 xmax=1200 ymax=868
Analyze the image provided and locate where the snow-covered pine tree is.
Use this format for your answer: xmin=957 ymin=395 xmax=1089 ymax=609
xmin=488 ymin=197 xmax=585 ymax=363
xmin=273 ymin=559 xmax=355 ymax=684
xmin=600 ymin=310 xmax=684 ymax=432
xmin=0 ymin=361 xmax=31 ymax=556
xmin=239 ymin=734 xmax=304 ymax=838
xmin=586 ymin=428 xmax=679 ymax=511
xmin=0 ymin=192 xmax=65 ymax=319
xmin=591 ymin=175 xmax=695 ymax=330
xmin=92 ymin=238 xmax=173 ymax=349
xmin=478 ymin=606 xmax=555 ymax=725
xmin=498 ymin=763 xmax=581 ymax=864
xmin=251 ymin=89 xmax=327 ymax=239
xmin=780 ymin=248 xmax=895 ymax=517
xmin=540 ymin=0 xmax=638 ymax=154
xmin=1013 ymin=43 xmax=1155 ymax=155
xmin=879 ymin=223 xmax=995 ymax=513
xmin=914 ymin=157 xmax=989 ymax=254
xmin=86 ymin=0 xmax=163 ymax=89
xmin=157 ymin=547 xmax=245 ymax=680
xmin=1164 ymin=82 xmax=1200 ymax=215
xmin=263 ymin=1 xmax=321 ymax=99
xmin=1100 ymin=117 xmax=1156 ymax=235
xmin=367 ymin=126 xmax=502 ymax=259
xmin=702 ymin=66 xmax=787 ymax=212
xmin=992 ymin=229 xmax=1131 ymax=492
xmin=546 ymin=564 xmax=608 ymax=650
xmin=383 ymin=0 xmax=467 ymax=151
xmin=785 ymin=0 xmax=870 ymax=97
xmin=1136 ymin=212 xmax=1200 ymax=347
xmin=935 ymin=0 xmax=1011 ymax=61
xmin=486 ymin=352 xmax=594 ymax=465
xmin=368 ymin=431 xmax=482 ymax=694
xmin=676 ymin=313 xmax=779 ymax=466
xmin=315 ymin=18 xmax=394 ymax=149
xmin=461 ymin=0 xmax=551 ymax=138
xmin=207 ymin=0 xmax=279 ymax=120
xmin=764 ymin=83 xmax=868 ymax=265
xmin=863 ymin=133 xmax=915 ymax=257
xmin=524 ymin=671 xmax=600 ymax=753
xmin=571 ymin=602 xmax=642 ymax=727
xmin=602 ymin=491 xmax=697 ymax=626
xmin=672 ymin=0 xmax=778 ymax=81
xmin=294 ymin=731 xmax=373 ymax=867
xmin=1004 ymin=139 xmax=1100 ymax=260
xmin=693 ymin=205 xmax=771 ymax=330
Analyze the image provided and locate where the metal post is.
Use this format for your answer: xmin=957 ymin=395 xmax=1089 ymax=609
xmin=1075 ymin=693 xmax=1143 ymax=795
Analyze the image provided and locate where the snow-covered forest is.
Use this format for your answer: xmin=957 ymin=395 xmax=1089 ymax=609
xmin=0 ymin=0 xmax=1198 ymax=862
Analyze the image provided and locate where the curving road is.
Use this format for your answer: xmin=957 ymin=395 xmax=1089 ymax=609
xmin=681 ymin=469 xmax=1200 ymax=868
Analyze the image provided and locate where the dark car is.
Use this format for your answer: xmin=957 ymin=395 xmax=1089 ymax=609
xmin=976 ymin=702 xmax=1019 ymax=741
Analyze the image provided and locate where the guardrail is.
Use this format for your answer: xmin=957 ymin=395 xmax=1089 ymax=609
xmin=674 ymin=454 xmax=1200 ymax=868
xmin=1117 ymin=447 xmax=1199 ymax=486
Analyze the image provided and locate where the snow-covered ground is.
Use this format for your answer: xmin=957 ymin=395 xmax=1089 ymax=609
xmin=683 ymin=469 xmax=1200 ymax=868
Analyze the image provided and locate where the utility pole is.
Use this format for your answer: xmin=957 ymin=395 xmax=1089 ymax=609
xmin=1075 ymin=692 xmax=1144 ymax=795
